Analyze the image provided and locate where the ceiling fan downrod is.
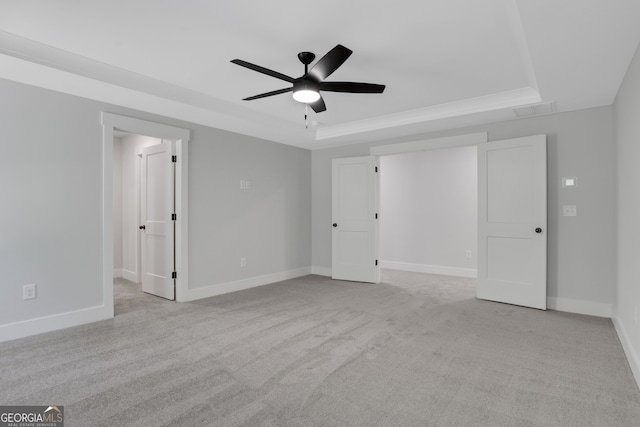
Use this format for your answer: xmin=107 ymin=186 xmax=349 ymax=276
xmin=297 ymin=51 xmax=316 ymax=74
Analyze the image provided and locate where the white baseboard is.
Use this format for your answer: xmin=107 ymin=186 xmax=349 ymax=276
xmin=180 ymin=267 xmax=312 ymax=302
xmin=121 ymin=269 xmax=138 ymax=283
xmin=546 ymin=296 xmax=612 ymax=318
xmin=113 ymin=268 xmax=122 ymax=278
xmin=381 ymin=261 xmax=477 ymax=278
xmin=311 ymin=266 xmax=332 ymax=277
xmin=0 ymin=305 xmax=113 ymax=343
xmin=612 ymin=311 xmax=640 ymax=392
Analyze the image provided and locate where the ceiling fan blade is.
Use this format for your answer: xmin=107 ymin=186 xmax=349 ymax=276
xmin=243 ymin=87 xmax=292 ymax=101
xmin=231 ymin=59 xmax=295 ymax=83
xmin=310 ymin=96 xmax=326 ymax=113
xmin=308 ymin=44 xmax=353 ymax=81
xmin=319 ymin=82 xmax=386 ymax=93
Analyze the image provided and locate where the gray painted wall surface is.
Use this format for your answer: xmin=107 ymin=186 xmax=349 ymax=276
xmin=614 ymin=43 xmax=640 ymax=367
xmin=188 ymin=124 xmax=311 ymax=287
xmin=312 ymin=106 xmax=616 ymax=305
xmin=0 ymin=78 xmax=311 ymax=326
xmin=379 ymin=146 xmax=477 ymax=271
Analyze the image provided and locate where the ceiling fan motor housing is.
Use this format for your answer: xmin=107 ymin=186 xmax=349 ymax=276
xmin=293 ymin=78 xmax=319 ymax=93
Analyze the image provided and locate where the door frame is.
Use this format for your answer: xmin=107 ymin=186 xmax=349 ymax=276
xmin=102 ymin=113 xmax=190 ymax=314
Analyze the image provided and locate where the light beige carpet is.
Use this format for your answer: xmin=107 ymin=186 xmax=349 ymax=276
xmin=1 ymin=270 xmax=639 ymax=426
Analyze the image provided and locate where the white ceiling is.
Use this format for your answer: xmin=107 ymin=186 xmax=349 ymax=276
xmin=1 ymin=0 xmax=639 ymax=149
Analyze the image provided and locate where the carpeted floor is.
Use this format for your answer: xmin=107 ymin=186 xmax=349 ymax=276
xmin=1 ymin=271 xmax=639 ymax=426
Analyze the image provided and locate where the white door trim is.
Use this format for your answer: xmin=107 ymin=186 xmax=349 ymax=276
xmin=370 ymin=132 xmax=487 ymax=156
xmin=101 ymin=113 xmax=190 ymax=312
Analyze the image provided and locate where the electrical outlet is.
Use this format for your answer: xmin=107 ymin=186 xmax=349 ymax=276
xmin=562 ymin=205 xmax=577 ymax=217
xmin=240 ymin=257 xmax=247 ymax=268
xmin=465 ymin=250 xmax=472 ymax=259
xmin=23 ymin=284 xmax=36 ymax=300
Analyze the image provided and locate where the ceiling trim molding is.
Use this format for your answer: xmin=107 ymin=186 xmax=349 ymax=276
xmin=0 ymin=30 xmax=254 ymax=118
xmin=316 ymin=87 xmax=541 ymax=141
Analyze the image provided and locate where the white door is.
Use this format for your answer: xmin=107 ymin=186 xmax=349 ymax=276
xmin=332 ymin=156 xmax=380 ymax=283
xmin=477 ymin=135 xmax=547 ymax=309
xmin=140 ymin=142 xmax=175 ymax=300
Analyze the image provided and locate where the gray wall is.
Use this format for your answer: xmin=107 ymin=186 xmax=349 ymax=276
xmin=614 ymin=43 xmax=640 ymax=374
xmin=188 ymin=123 xmax=311 ymax=287
xmin=312 ymin=106 xmax=616 ymax=306
xmin=0 ymin=78 xmax=311 ymax=327
xmin=379 ymin=146 xmax=477 ymax=274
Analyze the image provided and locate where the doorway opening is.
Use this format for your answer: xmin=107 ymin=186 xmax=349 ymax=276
xmin=113 ymin=132 xmax=173 ymax=299
xmin=367 ymin=132 xmax=548 ymax=310
xmin=102 ymin=113 xmax=190 ymax=318
xmin=378 ymin=145 xmax=478 ymax=281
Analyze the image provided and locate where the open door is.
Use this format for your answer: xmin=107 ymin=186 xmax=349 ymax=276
xmin=477 ymin=135 xmax=547 ymax=309
xmin=332 ymin=156 xmax=380 ymax=283
xmin=140 ymin=141 xmax=175 ymax=300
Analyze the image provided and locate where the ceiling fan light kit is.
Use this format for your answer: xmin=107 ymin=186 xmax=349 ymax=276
xmin=292 ymin=80 xmax=320 ymax=103
xmin=292 ymin=89 xmax=321 ymax=103
xmin=231 ymin=44 xmax=385 ymax=116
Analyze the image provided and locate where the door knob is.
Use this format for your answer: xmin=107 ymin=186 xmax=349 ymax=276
xmin=333 ymin=223 xmax=338 ymax=228
xmin=535 ymin=227 xmax=542 ymax=234
xmin=139 ymin=225 xmax=146 ymax=230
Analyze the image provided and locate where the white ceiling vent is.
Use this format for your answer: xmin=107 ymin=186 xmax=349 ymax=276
xmin=513 ymin=102 xmax=555 ymax=118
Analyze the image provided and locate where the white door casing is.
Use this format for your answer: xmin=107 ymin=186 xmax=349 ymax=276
xmin=140 ymin=142 xmax=175 ymax=300
xmin=477 ymin=135 xmax=547 ymax=309
xmin=332 ymin=156 xmax=380 ymax=283
xmin=102 ymin=112 xmax=189 ymax=314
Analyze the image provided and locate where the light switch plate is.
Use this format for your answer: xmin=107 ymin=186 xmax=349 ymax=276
xmin=562 ymin=205 xmax=577 ymax=217
xmin=23 ymin=284 xmax=36 ymax=300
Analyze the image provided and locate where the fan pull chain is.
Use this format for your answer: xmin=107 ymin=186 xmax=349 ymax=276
xmin=305 ymin=104 xmax=309 ymax=128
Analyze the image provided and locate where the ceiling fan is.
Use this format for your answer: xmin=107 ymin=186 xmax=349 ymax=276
xmin=231 ymin=44 xmax=385 ymax=113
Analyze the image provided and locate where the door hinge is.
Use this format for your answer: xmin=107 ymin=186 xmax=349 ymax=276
xmin=171 ymin=213 xmax=177 ymax=221
xmin=171 ymin=155 xmax=177 ymax=163
xmin=172 ymin=271 xmax=177 ymax=279
xmin=375 ymin=260 xmax=378 ymax=266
